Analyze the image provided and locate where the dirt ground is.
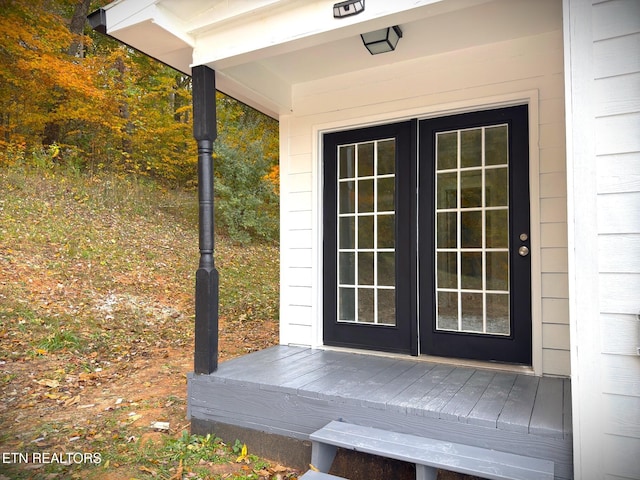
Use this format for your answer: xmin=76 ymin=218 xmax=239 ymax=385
xmin=0 ymin=316 xmax=289 ymax=479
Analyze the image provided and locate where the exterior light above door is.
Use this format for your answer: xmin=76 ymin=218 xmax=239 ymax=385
xmin=333 ymin=0 xmax=364 ymax=18
xmin=361 ymin=26 xmax=403 ymax=55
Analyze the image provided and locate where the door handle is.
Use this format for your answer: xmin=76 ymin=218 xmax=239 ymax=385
xmin=518 ymin=246 xmax=529 ymax=257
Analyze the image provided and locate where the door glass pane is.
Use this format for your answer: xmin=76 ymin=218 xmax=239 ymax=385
xmin=378 ymin=252 xmax=395 ymax=286
xmin=377 ymin=177 xmax=395 ymax=212
xmin=378 ymin=214 xmax=395 ymax=249
xmin=437 ymin=291 xmax=458 ymax=330
xmin=461 ymin=211 xmax=482 ymax=248
xmin=485 ymin=167 xmax=508 ymax=207
xmin=358 ymin=288 xmax=375 ymax=323
xmin=437 ymin=252 xmax=457 ymax=289
xmin=461 ymin=292 xmax=483 ymax=332
xmin=437 ymin=172 xmax=457 ymax=209
xmin=485 ymin=126 xmax=508 ymax=166
xmin=337 ymin=138 xmax=396 ymax=326
xmin=339 ymin=288 xmax=355 ymax=322
xmin=339 ymin=181 xmax=355 ymax=213
xmin=437 ymin=212 xmax=457 ymax=248
xmin=486 ymin=210 xmax=508 ymax=248
xmin=378 ymin=140 xmax=395 ymax=175
xmin=461 ymin=252 xmax=482 ymax=290
xmin=486 ymin=294 xmax=509 ymax=334
xmin=358 ymin=179 xmax=374 ymax=212
xmin=358 ymin=142 xmax=374 ymax=177
xmin=377 ymin=290 xmax=395 ymax=325
xmin=437 ymin=132 xmax=457 ymax=170
xmin=339 ymin=252 xmax=355 ymax=285
xmin=435 ymin=124 xmax=510 ymax=336
xmin=339 ymin=145 xmax=355 ymax=179
xmin=339 ymin=217 xmax=355 ymax=249
xmin=461 ymin=128 xmax=482 ymax=168
xmin=358 ymin=252 xmax=374 ymax=285
xmin=358 ymin=216 xmax=374 ymax=249
xmin=460 ymin=170 xmax=482 ymax=208
xmin=486 ymin=251 xmax=509 ymax=291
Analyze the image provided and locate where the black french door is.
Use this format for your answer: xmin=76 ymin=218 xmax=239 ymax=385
xmin=323 ymin=121 xmax=416 ymax=354
xmin=323 ymin=105 xmax=531 ymax=364
xmin=419 ymin=106 xmax=531 ymax=365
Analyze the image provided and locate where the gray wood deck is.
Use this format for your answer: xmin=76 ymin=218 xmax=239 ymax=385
xmin=188 ymin=346 xmax=573 ymax=479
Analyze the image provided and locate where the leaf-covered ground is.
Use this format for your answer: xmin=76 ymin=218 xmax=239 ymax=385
xmin=0 ymin=167 xmax=294 ymax=479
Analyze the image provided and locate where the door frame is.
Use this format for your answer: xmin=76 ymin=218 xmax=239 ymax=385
xmin=315 ymin=92 xmax=542 ymax=372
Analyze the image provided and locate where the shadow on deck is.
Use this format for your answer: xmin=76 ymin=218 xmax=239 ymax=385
xmin=187 ymin=346 xmax=573 ymax=479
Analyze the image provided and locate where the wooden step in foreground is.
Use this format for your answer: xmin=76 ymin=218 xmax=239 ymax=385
xmin=308 ymin=421 xmax=555 ymax=480
xmin=298 ymin=471 xmax=348 ymax=480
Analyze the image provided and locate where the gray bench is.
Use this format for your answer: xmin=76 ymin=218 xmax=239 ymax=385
xmin=309 ymin=421 xmax=554 ymax=480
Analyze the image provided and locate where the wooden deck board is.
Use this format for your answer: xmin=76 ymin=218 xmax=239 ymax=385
xmin=419 ymin=367 xmax=476 ymax=418
xmin=439 ymin=369 xmax=496 ymax=421
xmin=467 ymin=372 xmax=517 ymax=428
xmin=387 ymin=363 xmax=455 ymax=415
xmin=188 ymin=346 xmax=573 ymax=479
xmin=530 ymin=377 xmax=565 ymax=438
xmin=497 ymin=374 xmax=540 ymax=433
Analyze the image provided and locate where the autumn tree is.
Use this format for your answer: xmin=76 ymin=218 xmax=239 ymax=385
xmin=0 ymin=0 xmax=279 ymax=242
xmin=0 ymin=0 xmax=107 ymax=157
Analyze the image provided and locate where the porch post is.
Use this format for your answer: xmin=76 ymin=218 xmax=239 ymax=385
xmin=192 ymin=65 xmax=219 ymax=374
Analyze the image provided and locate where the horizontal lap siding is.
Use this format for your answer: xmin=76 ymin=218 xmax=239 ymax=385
xmin=593 ymin=0 xmax=640 ymax=477
xmin=280 ymin=30 xmax=570 ymax=374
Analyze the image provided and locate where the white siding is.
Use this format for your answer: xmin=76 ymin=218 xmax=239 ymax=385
xmin=279 ymin=22 xmax=570 ymax=375
xmin=566 ymin=0 xmax=640 ymax=478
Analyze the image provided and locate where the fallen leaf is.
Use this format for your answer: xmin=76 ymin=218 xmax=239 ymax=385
xmin=169 ymin=459 xmax=183 ymax=480
xmin=36 ymin=379 xmax=59 ymax=388
xmin=139 ymin=465 xmax=157 ymax=476
xmin=64 ymin=395 xmax=80 ymax=406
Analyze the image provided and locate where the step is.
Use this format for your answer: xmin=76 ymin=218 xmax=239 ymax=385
xmin=299 ymin=470 xmax=348 ymax=480
xmin=310 ymin=421 xmax=554 ymax=480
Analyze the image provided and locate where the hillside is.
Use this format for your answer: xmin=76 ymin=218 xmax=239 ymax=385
xmin=0 ymin=166 xmax=290 ymax=479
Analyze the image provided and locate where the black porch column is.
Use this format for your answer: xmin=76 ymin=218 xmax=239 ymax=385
xmin=192 ymin=65 xmax=219 ymax=374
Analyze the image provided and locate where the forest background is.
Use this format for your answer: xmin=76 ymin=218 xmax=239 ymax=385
xmin=0 ymin=0 xmax=280 ymax=245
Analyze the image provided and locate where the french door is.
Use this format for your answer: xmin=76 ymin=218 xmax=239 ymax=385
xmin=323 ymin=121 xmax=416 ymax=354
xmin=419 ymin=106 xmax=531 ymax=364
xmin=323 ymin=105 xmax=531 ymax=364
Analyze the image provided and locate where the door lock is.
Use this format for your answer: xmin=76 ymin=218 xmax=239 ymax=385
xmin=518 ymin=246 xmax=529 ymax=257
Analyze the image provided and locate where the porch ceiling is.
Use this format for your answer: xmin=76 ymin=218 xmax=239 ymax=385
xmin=100 ymin=0 xmax=562 ymax=117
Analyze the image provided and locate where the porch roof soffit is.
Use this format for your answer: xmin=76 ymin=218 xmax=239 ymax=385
xmin=98 ymin=0 xmax=561 ymax=118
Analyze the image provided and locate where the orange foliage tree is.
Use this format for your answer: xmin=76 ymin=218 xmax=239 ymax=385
xmin=0 ymin=0 xmax=279 ymax=241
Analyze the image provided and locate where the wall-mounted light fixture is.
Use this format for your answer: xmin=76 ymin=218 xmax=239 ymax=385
xmin=361 ymin=25 xmax=403 ymax=55
xmin=333 ymin=0 xmax=365 ymax=18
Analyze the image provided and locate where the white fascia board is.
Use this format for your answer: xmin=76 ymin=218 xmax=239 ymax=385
xmin=103 ymin=0 xmax=195 ymax=73
xmin=191 ymin=0 xmax=463 ymax=69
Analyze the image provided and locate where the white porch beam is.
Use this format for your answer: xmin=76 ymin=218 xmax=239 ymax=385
xmin=191 ymin=0 xmax=490 ymax=69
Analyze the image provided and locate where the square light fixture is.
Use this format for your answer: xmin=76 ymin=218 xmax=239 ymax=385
xmin=333 ymin=0 xmax=365 ymax=18
xmin=361 ymin=25 xmax=403 ymax=55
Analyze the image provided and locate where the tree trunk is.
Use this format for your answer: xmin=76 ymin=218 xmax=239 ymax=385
xmin=68 ymin=0 xmax=92 ymax=57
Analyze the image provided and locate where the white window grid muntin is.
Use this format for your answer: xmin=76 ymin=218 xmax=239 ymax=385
xmin=434 ymin=125 xmax=511 ymax=336
xmin=337 ymin=139 xmax=396 ymax=325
